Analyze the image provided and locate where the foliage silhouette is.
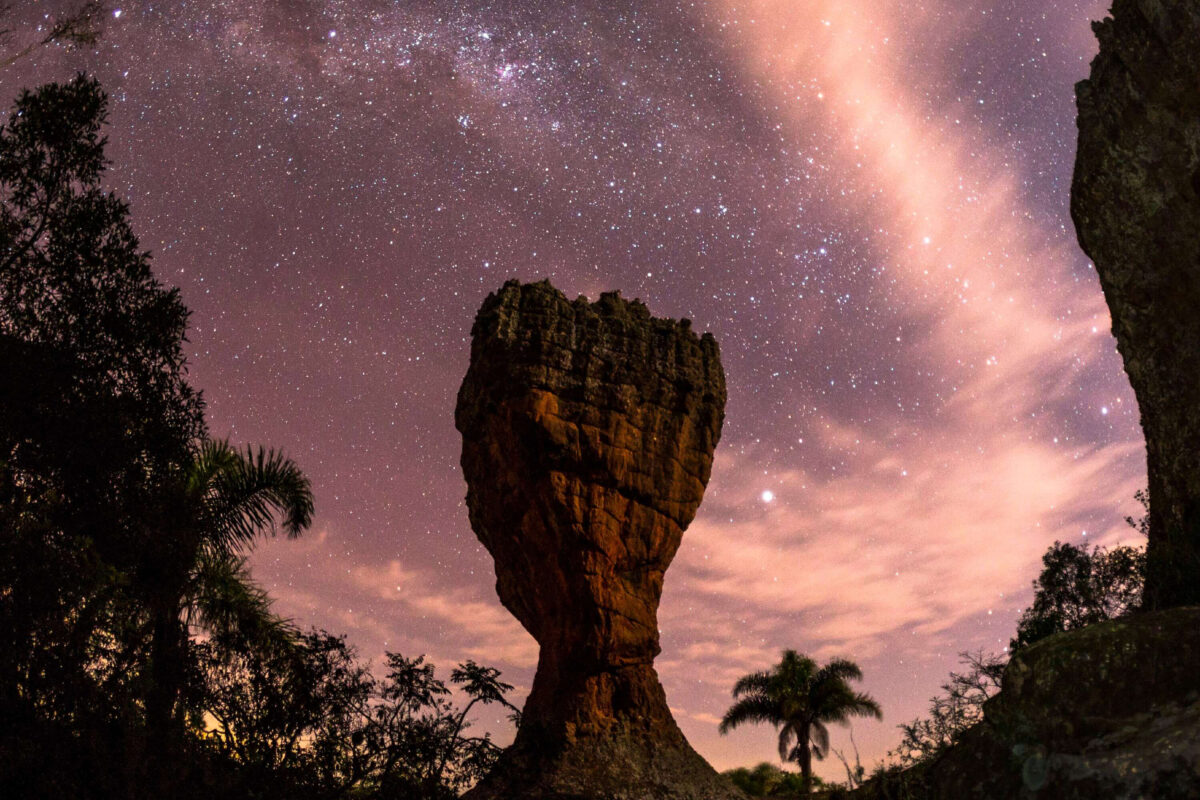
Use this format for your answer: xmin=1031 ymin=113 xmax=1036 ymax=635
xmin=0 ymin=73 xmax=525 ymax=800
xmin=141 ymin=440 xmax=312 ymax=793
xmin=1010 ymin=540 xmax=1144 ymax=652
xmin=881 ymin=509 xmax=1148 ymax=788
xmin=198 ymin=634 xmax=519 ymax=800
xmin=0 ymin=2 xmax=106 ymax=69
xmin=722 ymin=761 xmax=821 ymax=796
xmin=891 ymin=650 xmax=1005 ymax=769
xmin=0 ymin=74 xmax=205 ymax=799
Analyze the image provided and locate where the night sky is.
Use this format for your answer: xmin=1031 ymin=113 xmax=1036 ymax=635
xmin=6 ymin=0 xmax=1145 ymax=779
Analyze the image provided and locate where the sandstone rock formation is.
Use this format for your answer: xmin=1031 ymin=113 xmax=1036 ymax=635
xmin=848 ymin=608 xmax=1200 ymax=800
xmin=1071 ymin=0 xmax=1200 ymax=609
xmin=455 ymin=280 xmax=737 ymax=799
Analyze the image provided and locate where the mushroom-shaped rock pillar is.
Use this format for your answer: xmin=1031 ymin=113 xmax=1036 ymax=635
xmin=455 ymin=280 xmax=739 ymax=799
xmin=1072 ymin=0 xmax=1200 ymax=609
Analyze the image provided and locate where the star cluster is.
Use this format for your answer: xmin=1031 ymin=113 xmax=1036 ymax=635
xmin=5 ymin=0 xmax=1142 ymax=777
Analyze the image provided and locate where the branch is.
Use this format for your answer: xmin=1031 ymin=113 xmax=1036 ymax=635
xmin=0 ymin=1 xmax=105 ymax=69
xmin=832 ymin=729 xmax=864 ymax=788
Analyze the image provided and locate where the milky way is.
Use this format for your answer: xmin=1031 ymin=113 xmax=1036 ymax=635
xmin=5 ymin=0 xmax=1143 ymax=777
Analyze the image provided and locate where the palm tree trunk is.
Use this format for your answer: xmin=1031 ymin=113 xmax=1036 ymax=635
xmin=799 ymin=722 xmax=814 ymax=794
xmin=146 ymin=603 xmax=184 ymax=793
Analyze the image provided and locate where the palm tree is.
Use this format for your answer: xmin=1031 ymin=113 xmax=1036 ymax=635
xmin=142 ymin=439 xmax=313 ymax=771
xmin=719 ymin=650 xmax=882 ymax=794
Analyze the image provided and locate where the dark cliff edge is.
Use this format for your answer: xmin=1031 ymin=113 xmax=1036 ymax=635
xmin=1071 ymin=0 xmax=1200 ymax=609
xmin=847 ymin=2 xmax=1200 ymax=796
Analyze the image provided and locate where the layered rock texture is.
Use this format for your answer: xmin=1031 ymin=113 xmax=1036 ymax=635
xmin=455 ymin=280 xmax=737 ymax=799
xmin=1071 ymin=0 xmax=1200 ymax=608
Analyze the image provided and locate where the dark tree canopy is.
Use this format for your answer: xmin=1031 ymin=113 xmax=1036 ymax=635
xmin=0 ymin=73 xmax=207 ymax=800
xmin=0 ymin=74 xmax=204 ymax=551
xmin=723 ymin=762 xmax=818 ymax=796
xmin=1010 ymin=541 xmax=1145 ymax=652
xmin=0 ymin=73 xmax=525 ymax=800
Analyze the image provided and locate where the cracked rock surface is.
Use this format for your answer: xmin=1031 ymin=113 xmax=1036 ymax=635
xmin=1071 ymin=0 xmax=1200 ymax=608
xmin=456 ymin=280 xmax=737 ymax=799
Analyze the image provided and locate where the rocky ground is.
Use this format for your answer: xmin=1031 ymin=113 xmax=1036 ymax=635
xmin=846 ymin=607 xmax=1200 ymax=799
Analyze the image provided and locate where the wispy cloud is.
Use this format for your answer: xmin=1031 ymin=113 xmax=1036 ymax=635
xmin=348 ymin=560 xmax=538 ymax=667
xmin=655 ymin=0 xmax=1142 ymax=773
xmin=235 ymin=0 xmax=1138 ymax=780
xmin=253 ymin=528 xmax=536 ymax=675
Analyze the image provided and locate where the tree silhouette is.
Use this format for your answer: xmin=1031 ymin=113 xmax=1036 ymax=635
xmin=1010 ymin=540 xmax=1144 ymax=652
xmin=720 ymin=651 xmax=882 ymax=794
xmin=0 ymin=2 xmax=106 ymax=69
xmin=141 ymin=440 xmax=312 ymax=792
xmin=0 ymin=74 xmax=204 ymax=555
xmin=0 ymin=74 xmax=204 ymax=798
xmin=891 ymin=650 xmax=1005 ymax=768
xmin=197 ymin=638 xmax=520 ymax=800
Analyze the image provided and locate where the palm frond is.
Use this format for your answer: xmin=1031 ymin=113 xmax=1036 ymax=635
xmin=777 ymin=722 xmax=797 ymax=762
xmin=731 ymin=669 xmax=774 ymax=698
xmin=819 ymin=691 xmax=883 ymax=724
xmin=205 ymin=443 xmax=313 ymax=553
xmin=810 ymin=721 xmax=830 ymax=759
xmin=719 ymin=693 xmax=781 ymax=734
xmin=188 ymin=439 xmax=241 ymax=496
xmin=847 ymin=691 xmax=883 ymax=720
xmin=189 ymin=551 xmax=297 ymax=650
xmin=818 ymin=657 xmax=864 ymax=683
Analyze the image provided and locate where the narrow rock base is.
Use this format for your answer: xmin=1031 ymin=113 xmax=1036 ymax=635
xmin=465 ymin=724 xmax=743 ymax=800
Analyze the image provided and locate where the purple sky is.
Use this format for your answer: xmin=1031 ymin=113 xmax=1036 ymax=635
xmin=6 ymin=0 xmax=1143 ymax=779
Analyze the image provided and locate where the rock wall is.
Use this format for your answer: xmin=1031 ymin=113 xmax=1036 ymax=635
xmin=848 ymin=608 xmax=1200 ymax=800
xmin=455 ymin=280 xmax=738 ymax=799
xmin=1071 ymin=0 xmax=1200 ymax=608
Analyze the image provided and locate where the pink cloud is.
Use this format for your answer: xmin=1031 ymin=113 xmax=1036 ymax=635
xmin=252 ymin=529 xmax=537 ymax=674
xmin=651 ymin=0 xmax=1143 ymax=775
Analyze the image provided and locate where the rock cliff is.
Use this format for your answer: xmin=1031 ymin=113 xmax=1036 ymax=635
xmin=1071 ymin=0 xmax=1200 ymax=608
xmin=455 ymin=280 xmax=738 ymax=799
xmin=840 ymin=3 xmax=1200 ymax=795
xmin=847 ymin=608 xmax=1200 ymax=800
